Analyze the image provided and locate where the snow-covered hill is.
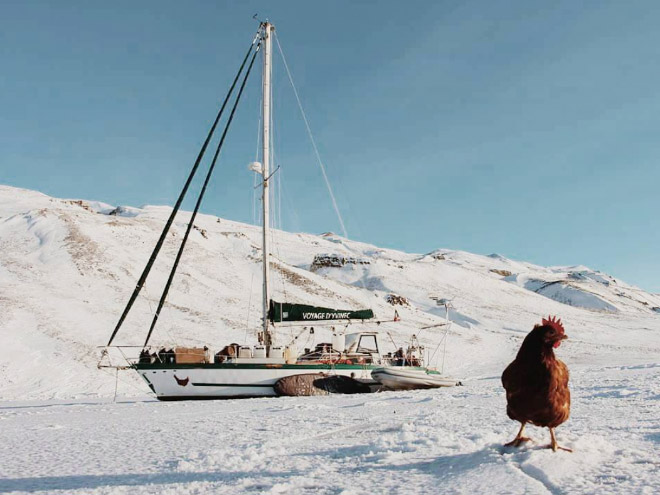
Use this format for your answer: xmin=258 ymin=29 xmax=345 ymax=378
xmin=2 ymin=184 xmax=659 ymax=495
xmin=1 ymin=184 xmax=658 ymax=400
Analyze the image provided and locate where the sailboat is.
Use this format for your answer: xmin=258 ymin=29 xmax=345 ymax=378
xmin=99 ymin=21 xmax=459 ymax=400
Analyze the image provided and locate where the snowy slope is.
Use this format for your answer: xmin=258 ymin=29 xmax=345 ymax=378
xmin=1 ymin=184 xmax=658 ymax=400
xmin=1 ymin=184 xmax=659 ymax=495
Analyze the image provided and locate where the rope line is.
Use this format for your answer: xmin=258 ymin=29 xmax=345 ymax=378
xmin=253 ymin=109 xmax=261 ymax=225
xmin=274 ymin=32 xmax=349 ymax=239
xmin=107 ymin=29 xmax=261 ymax=346
xmin=143 ymin=42 xmax=262 ymax=347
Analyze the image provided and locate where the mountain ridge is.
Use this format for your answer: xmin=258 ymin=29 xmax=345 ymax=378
xmin=1 ymin=184 xmax=658 ymax=400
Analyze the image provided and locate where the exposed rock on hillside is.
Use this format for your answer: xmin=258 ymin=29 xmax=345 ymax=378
xmin=310 ymin=254 xmax=371 ymax=271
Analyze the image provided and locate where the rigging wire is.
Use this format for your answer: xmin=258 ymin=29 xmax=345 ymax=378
xmin=143 ymin=280 xmax=176 ymax=345
xmin=273 ymin=32 xmax=349 ymax=239
xmin=253 ymin=110 xmax=261 ymax=226
xmin=163 ymin=281 xmax=178 ymax=346
xmin=113 ymin=368 xmax=119 ymax=403
xmin=270 ymin=69 xmax=282 ymax=231
xmin=277 ymin=161 xmax=282 ymax=230
xmin=270 ymin=56 xmax=276 ymax=230
xmin=269 ymin=97 xmax=288 ymax=304
xmin=245 ymin=272 xmax=255 ymax=343
xmin=246 ymin=89 xmax=263 ymax=337
xmin=98 ymin=365 xmax=153 ymax=398
xmin=278 ymin=173 xmax=301 ymax=231
xmin=143 ymin=42 xmax=263 ymax=347
xmin=428 ymin=328 xmax=449 ymax=371
xmin=274 ymin=32 xmax=368 ymax=293
xmin=443 ymin=316 xmax=450 ymax=372
xmin=264 ymin=52 xmax=289 ymax=308
xmin=107 ymin=30 xmax=262 ymax=347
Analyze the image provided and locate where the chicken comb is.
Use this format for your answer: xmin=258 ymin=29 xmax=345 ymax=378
xmin=542 ymin=315 xmax=565 ymax=334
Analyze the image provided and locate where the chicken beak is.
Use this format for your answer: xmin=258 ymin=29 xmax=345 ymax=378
xmin=553 ymin=334 xmax=568 ymax=348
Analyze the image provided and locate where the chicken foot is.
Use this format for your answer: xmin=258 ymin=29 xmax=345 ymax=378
xmin=547 ymin=428 xmax=572 ymax=452
xmin=505 ymin=422 xmax=532 ymax=447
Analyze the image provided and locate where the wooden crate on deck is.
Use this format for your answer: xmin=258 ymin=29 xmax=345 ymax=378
xmin=174 ymin=347 xmax=206 ymax=364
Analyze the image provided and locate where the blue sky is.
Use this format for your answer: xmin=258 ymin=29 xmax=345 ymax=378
xmin=1 ymin=1 xmax=659 ymax=292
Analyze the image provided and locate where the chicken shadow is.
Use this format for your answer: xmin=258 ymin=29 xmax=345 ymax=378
xmin=307 ymin=442 xmax=504 ymax=481
xmin=392 ymin=445 xmax=505 ymax=479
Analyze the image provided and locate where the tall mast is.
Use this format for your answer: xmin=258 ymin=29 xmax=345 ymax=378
xmin=261 ymin=21 xmax=274 ymax=349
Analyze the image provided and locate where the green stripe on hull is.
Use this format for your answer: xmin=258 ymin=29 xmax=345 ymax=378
xmin=191 ymin=383 xmax=274 ymax=387
xmin=134 ymin=363 xmax=383 ymax=370
xmin=157 ymin=395 xmax=268 ymax=401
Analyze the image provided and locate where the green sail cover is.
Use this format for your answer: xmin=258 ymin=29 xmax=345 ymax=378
xmin=269 ymin=300 xmax=374 ymax=322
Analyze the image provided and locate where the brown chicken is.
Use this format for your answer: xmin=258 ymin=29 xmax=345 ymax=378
xmin=501 ymin=316 xmax=571 ymax=452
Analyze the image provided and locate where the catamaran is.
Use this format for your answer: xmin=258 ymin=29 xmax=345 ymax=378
xmin=99 ymin=21 xmax=459 ymax=399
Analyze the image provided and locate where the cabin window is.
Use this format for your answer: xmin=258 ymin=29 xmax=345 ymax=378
xmin=357 ymin=335 xmax=378 ymax=353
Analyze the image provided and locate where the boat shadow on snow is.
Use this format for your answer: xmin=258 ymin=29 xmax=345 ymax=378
xmin=0 ymin=469 xmax=302 ymax=494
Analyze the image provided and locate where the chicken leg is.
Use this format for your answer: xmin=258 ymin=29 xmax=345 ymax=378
xmin=548 ymin=427 xmax=572 ymax=452
xmin=505 ymin=422 xmax=531 ymax=447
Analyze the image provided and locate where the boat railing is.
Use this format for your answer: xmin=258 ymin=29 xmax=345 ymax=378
xmin=100 ymin=345 xmax=293 ymax=367
xmin=97 ymin=345 xmax=209 ymax=366
xmin=380 ymin=354 xmax=424 ymax=368
xmin=99 ymin=343 xmax=420 ymax=368
xmin=97 ymin=345 xmax=144 ymax=369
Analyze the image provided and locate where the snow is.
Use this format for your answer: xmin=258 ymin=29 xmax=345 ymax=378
xmin=1 ymin=184 xmax=659 ymax=494
xmin=1 ymin=364 xmax=658 ymax=494
xmin=506 ymin=275 xmax=619 ymax=313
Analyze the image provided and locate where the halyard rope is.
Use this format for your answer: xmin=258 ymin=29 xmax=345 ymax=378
xmin=274 ymin=32 xmax=349 ymax=239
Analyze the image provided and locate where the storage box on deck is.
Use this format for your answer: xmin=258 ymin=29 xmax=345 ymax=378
xmin=174 ymin=347 xmax=207 ymax=364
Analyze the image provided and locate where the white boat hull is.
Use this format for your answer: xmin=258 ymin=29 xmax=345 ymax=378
xmin=136 ymin=363 xmax=378 ymax=400
xmin=371 ymin=367 xmax=459 ymax=390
